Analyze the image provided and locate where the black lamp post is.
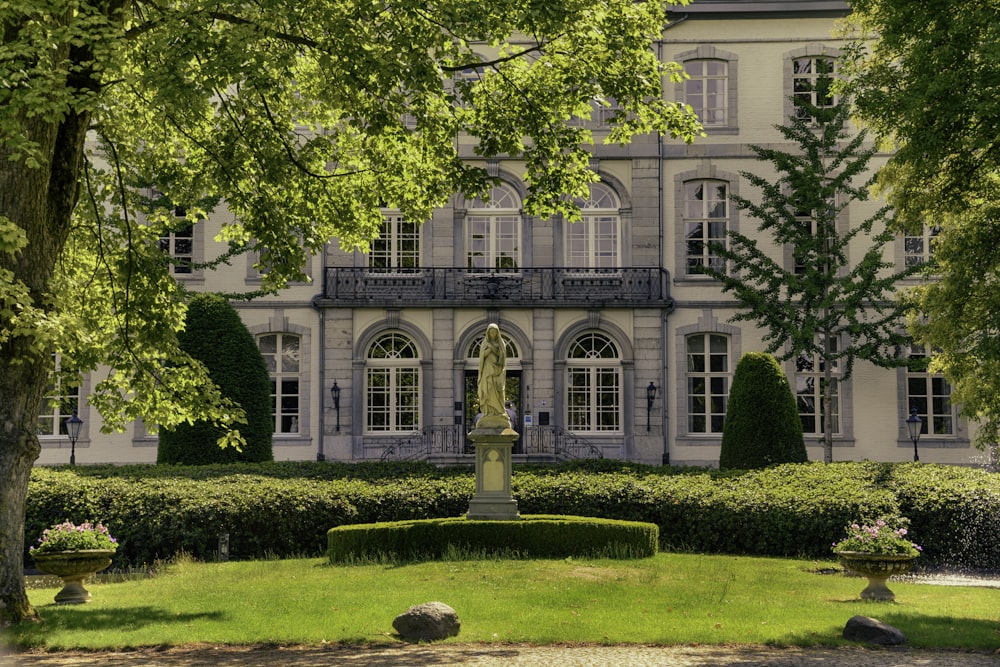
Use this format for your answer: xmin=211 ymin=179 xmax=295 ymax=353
xmin=66 ymin=411 xmax=83 ymax=466
xmin=905 ymin=407 xmax=922 ymax=462
xmin=646 ymin=382 xmax=657 ymax=432
xmin=331 ymin=381 xmax=341 ymax=432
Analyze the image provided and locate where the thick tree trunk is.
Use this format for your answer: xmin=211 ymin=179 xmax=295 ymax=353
xmin=0 ymin=89 xmax=90 ymax=629
xmin=0 ymin=401 xmax=44 ymax=626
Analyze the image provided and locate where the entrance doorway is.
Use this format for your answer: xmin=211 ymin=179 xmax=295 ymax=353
xmin=464 ymin=370 xmax=522 ymax=453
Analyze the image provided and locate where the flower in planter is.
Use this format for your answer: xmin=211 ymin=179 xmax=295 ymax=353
xmin=832 ymin=518 xmax=921 ymax=557
xmin=30 ymin=521 xmax=118 ymax=555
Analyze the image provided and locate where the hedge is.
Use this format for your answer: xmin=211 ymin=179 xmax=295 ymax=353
xmin=328 ymin=515 xmax=658 ymax=562
xmin=24 ymin=460 xmax=1000 ymax=571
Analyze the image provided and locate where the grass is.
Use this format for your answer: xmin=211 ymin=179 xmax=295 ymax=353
xmin=7 ymin=553 xmax=1000 ymax=651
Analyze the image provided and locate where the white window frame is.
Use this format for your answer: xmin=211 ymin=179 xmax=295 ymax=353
xmin=565 ymin=332 xmax=622 ymax=434
xmin=258 ymin=333 xmax=301 ymax=435
xmin=686 ymin=59 xmax=728 ymax=127
xmin=685 ymin=333 xmax=730 ymax=435
xmin=903 ymin=225 xmax=941 ymax=268
xmin=370 ymin=211 xmax=420 ymax=271
xmin=684 ymin=179 xmax=728 ymax=276
xmin=37 ymin=355 xmax=81 ymax=439
xmin=365 ymin=332 xmax=421 ymax=434
xmin=906 ymin=345 xmax=955 ymax=437
xmin=795 ymin=338 xmax=841 ymax=436
xmin=466 ymin=183 xmax=522 ymax=270
xmin=566 ymin=183 xmax=621 ymax=270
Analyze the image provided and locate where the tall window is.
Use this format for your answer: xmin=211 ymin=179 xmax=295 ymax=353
xmin=793 ymin=194 xmax=836 ymax=275
xmin=686 ymin=60 xmax=728 ymax=127
xmin=684 ymin=180 xmax=728 ymax=275
xmin=38 ymin=355 xmax=80 ymax=437
xmin=795 ymin=338 xmax=840 ymax=435
xmin=159 ymin=224 xmax=193 ymax=274
xmin=566 ymin=332 xmax=621 ymax=433
xmin=370 ymin=212 xmax=420 ymax=270
xmin=904 ymin=225 xmax=941 ymax=267
xmin=792 ymin=56 xmax=837 ymax=120
xmin=907 ymin=345 xmax=954 ymax=435
xmin=686 ymin=334 xmax=730 ymax=434
xmin=466 ymin=183 xmax=521 ymax=270
xmin=366 ymin=332 xmax=420 ymax=433
xmin=566 ymin=183 xmax=620 ymax=269
xmin=258 ymin=333 xmax=300 ymax=434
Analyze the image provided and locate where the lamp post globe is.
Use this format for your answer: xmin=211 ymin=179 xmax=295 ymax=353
xmin=905 ymin=407 xmax=922 ymax=462
xmin=66 ymin=411 xmax=83 ymax=466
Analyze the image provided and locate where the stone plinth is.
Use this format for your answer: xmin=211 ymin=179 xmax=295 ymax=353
xmin=466 ymin=423 xmax=520 ymax=521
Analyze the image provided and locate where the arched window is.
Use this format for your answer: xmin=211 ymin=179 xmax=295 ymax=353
xmin=258 ymin=333 xmax=301 ymax=434
xmin=566 ymin=183 xmax=621 ymax=269
xmin=466 ymin=183 xmax=522 ymax=270
xmin=366 ymin=332 xmax=420 ymax=433
xmin=566 ymin=332 xmax=621 ymax=433
xmin=685 ymin=333 xmax=730 ymax=434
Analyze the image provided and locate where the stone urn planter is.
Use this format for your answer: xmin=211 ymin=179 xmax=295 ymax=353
xmin=33 ymin=549 xmax=115 ymax=604
xmin=836 ymin=551 xmax=916 ymax=602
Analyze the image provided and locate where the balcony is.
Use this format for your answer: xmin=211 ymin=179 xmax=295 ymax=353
xmin=317 ymin=267 xmax=673 ymax=308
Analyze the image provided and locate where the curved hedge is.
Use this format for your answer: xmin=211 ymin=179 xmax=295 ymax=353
xmin=24 ymin=460 xmax=1000 ymax=571
xmin=328 ymin=515 xmax=658 ymax=562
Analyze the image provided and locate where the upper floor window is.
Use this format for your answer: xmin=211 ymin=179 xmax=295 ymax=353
xmin=38 ymin=355 xmax=80 ymax=437
xmin=566 ymin=332 xmax=621 ymax=433
xmin=795 ymin=337 xmax=840 ymax=436
xmin=904 ymin=225 xmax=941 ymax=267
xmin=159 ymin=224 xmax=193 ymax=275
xmin=258 ymin=333 xmax=300 ymax=434
xmin=366 ymin=332 xmax=420 ymax=433
xmin=684 ymin=180 xmax=728 ymax=275
xmin=906 ymin=345 xmax=954 ymax=436
xmin=792 ymin=193 xmax=837 ymax=275
xmin=686 ymin=333 xmax=730 ymax=434
xmin=466 ymin=183 xmax=522 ymax=270
xmin=370 ymin=212 xmax=420 ymax=270
xmin=686 ymin=60 xmax=728 ymax=127
xmin=566 ymin=183 xmax=621 ymax=269
xmin=792 ymin=56 xmax=837 ymax=120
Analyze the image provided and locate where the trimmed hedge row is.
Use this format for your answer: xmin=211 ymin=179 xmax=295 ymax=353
xmin=24 ymin=461 xmax=1000 ymax=570
xmin=328 ymin=515 xmax=658 ymax=562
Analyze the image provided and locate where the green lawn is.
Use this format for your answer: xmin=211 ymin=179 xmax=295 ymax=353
xmin=8 ymin=553 xmax=1000 ymax=651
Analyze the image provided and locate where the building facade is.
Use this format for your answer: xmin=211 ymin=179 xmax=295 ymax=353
xmin=35 ymin=0 xmax=983 ymax=467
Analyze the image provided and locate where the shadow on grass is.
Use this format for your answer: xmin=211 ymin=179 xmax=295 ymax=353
xmin=6 ymin=606 xmax=227 ymax=649
xmin=775 ymin=613 xmax=1000 ymax=652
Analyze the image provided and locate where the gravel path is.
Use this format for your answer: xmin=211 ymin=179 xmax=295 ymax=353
xmin=5 ymin=644 xmax=1000 ymax=667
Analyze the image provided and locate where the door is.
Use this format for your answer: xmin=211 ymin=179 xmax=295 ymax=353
xmin=464 ymin=370 xmax=522 ymax=453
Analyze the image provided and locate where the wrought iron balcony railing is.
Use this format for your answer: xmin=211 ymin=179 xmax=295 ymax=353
xmin=319 ymin=267 xmax=672 ymax=307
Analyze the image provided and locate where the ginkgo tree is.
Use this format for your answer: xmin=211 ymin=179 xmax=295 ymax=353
xmin=0 ymin=0 xmax=702 ymax=624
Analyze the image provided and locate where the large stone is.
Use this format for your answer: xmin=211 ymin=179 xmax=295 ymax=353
xmin=392 ymin=601 xmax=461 ymax=641
xmin=842 ymin=615 xmax=907 ymax=646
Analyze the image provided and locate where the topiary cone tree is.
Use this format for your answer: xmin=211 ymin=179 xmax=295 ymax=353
xmin=719 ymin=352 xmax=806 ymax=470
xmin=158 ymin=294 xmax=274 ymax=464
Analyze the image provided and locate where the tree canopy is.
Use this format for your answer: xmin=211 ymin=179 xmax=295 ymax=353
xmin=840 ymin=0 xmax=1000 ymax=448
xmin=0 ymin=0 xmax=703 ymax=624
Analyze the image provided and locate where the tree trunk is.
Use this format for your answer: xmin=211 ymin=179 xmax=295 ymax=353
xmin=822 ymin=328 xmax=834 ymax=463
xmin=0 ymin=409 xmax=44 ymax=626
xmin=0 ymin=84 xmax=91 ymax=628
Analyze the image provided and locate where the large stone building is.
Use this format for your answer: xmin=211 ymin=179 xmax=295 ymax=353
xmin=35 ymin=0 xmax=984 ymax=467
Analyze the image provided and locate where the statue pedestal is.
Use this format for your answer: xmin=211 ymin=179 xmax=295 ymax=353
xmin=466 ymin=424 xmax=520 ymax=521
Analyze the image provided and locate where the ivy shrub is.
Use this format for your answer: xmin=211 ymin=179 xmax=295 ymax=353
xmin=719 ymin=352 xmax=806 ymax=469
xmin=328 ymin=515 xmax=658 ymax=562
xmin=157 ymin=293 xmax=274 ymax=465
xmin=25 ymin=461 xmax=1000 ymax=571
